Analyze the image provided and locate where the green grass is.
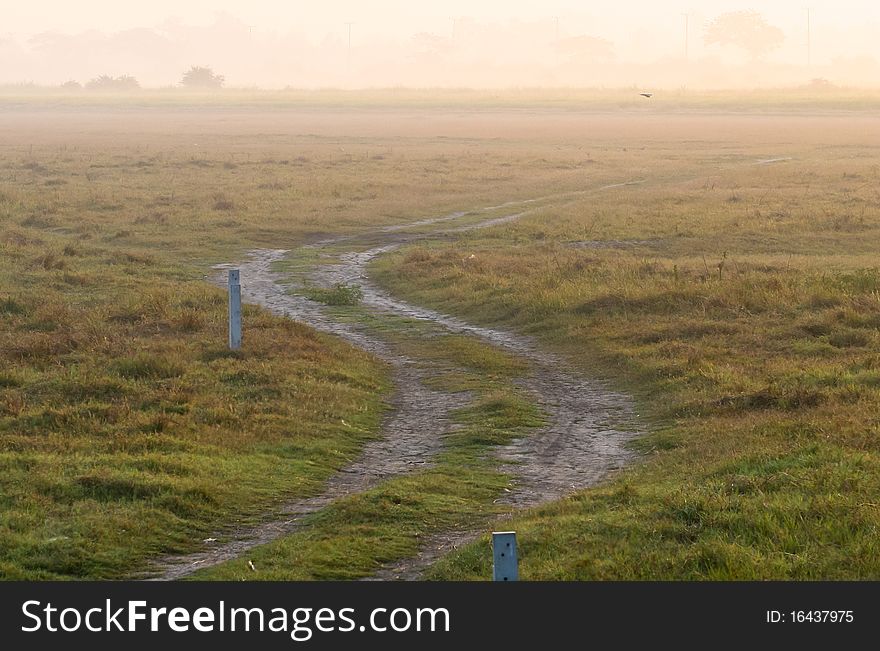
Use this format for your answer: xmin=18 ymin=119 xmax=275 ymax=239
xmin=5 ymin=98 xmax=880 ymax=579
xmin=305 ymin=283 xmax=364 ymax=306
xmin=2 ymin=101 xmax=577 ymax=579
xmin=0 ymin=242 xmax=389 ymax=578
xmin=371 ymin=144 xmax=880 ymax=579
xmin=193 ymin=329 xmax=543 ymax=580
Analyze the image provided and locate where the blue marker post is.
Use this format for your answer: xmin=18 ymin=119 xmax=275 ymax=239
xmin=228 ymin=269 xmax=242 ymax=350
xmin=492 ymin=531 xmax=518 ymax=581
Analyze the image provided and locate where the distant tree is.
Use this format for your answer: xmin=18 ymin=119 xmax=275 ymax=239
xmin=85 ymin=75 xmax=140 ymax=91
xmin=60 ymin=80 xmax=82 ymax=90
xmin=704 ymin=11 xmax=784 ymax=60
xmin=180 ymin=66 xmax=224 ymax=89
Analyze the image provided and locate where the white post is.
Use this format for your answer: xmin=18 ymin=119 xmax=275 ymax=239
xmin=492 ymin=531 xmax=518 ymax=581
xmin=228 ymin=269 xmax=242 ymax=350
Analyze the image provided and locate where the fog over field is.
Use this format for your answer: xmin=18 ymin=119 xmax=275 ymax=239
xmin=3 ymin=0 xmax=880 ymax=88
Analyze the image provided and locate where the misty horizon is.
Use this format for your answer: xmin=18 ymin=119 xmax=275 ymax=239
xmin=3 ymin=3 xmax=880 ymax=89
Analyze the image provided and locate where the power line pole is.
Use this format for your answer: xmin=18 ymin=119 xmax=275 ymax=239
xmin=554 ymin=16 xmax=560 ymax=41
xmin=344 ymin=22 xmax=354 ymax=69
xmin=806 ymin=8 xmax=812 ymax=67
xmin=682 ymin=13 xmax=689 ymax=61
xmin=451 ymin=17 xmax=457 ymax=42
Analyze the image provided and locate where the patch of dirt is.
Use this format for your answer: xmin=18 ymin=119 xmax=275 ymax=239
xmin=365 ymin=528 xmax=485 ymax=581
xmin=754 ymin=157 xmax=793 ymax=165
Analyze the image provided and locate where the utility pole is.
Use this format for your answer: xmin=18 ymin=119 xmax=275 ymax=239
xmin=451 ymin=17 xmax=457 ymax=42
xmin=554 ymin=16 xmax=560 ymax=41
xmin=344 ymin=22 xmax=354 ymax=69
xmin=682 ymin=13 xmax=689 ymax=61
xmin=806 ymin=8 xmax=812 ymax=67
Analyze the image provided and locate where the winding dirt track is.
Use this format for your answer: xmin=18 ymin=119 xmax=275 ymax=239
xmin=149 ymin=200 xmax=640 ymax=581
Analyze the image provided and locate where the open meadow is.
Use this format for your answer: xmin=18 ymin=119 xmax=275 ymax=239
xmin=2 ymin=93 xmax=880 ymax=578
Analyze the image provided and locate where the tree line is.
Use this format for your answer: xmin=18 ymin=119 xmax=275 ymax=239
xmin=60 ymin=66 xmax=224 ymax=91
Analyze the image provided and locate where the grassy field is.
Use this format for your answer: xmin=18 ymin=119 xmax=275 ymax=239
xmin=0 ymin=102 xmax=577 ymax=578
xmin=3 ymin=95 xmax=880 ymax=579
xmin=0 ymin=207 xmax=395 ymax=578
xmin=372 ymin=120 xmax=880 ymax=579
xmin=192 ymin=324 xmax=542 ymax=580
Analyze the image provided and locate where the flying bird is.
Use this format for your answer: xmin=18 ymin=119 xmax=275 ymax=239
xmin=640 ymin=92 xmax=653 ymax=98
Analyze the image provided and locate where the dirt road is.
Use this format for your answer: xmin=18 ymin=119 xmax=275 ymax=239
xmin=149 ymin=200 xmax=640 ymax=581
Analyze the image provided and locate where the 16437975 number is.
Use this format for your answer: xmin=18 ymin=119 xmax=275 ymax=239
xmin=766 ymin=610 xmax=854 ymax=624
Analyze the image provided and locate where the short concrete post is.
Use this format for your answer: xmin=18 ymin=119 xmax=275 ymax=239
xmin=228 ymin=269 xmax=242 ymax=350
xmin=492 ymin=531 xmax=518 ymax=581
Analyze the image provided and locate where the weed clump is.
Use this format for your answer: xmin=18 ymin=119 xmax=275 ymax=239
xmin=212 ymin=194 xmax=235 ymax=211
xmin=306 ymin=283 xmax=364 ymax=306
xmin=0 ymin=297 xmax=27 ymax=315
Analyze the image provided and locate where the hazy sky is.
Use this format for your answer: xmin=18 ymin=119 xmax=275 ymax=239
xmin=4 ymin=1 xmax=880 ymax=88
xmin=6 ymin=1 xmax=880 ymax=39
